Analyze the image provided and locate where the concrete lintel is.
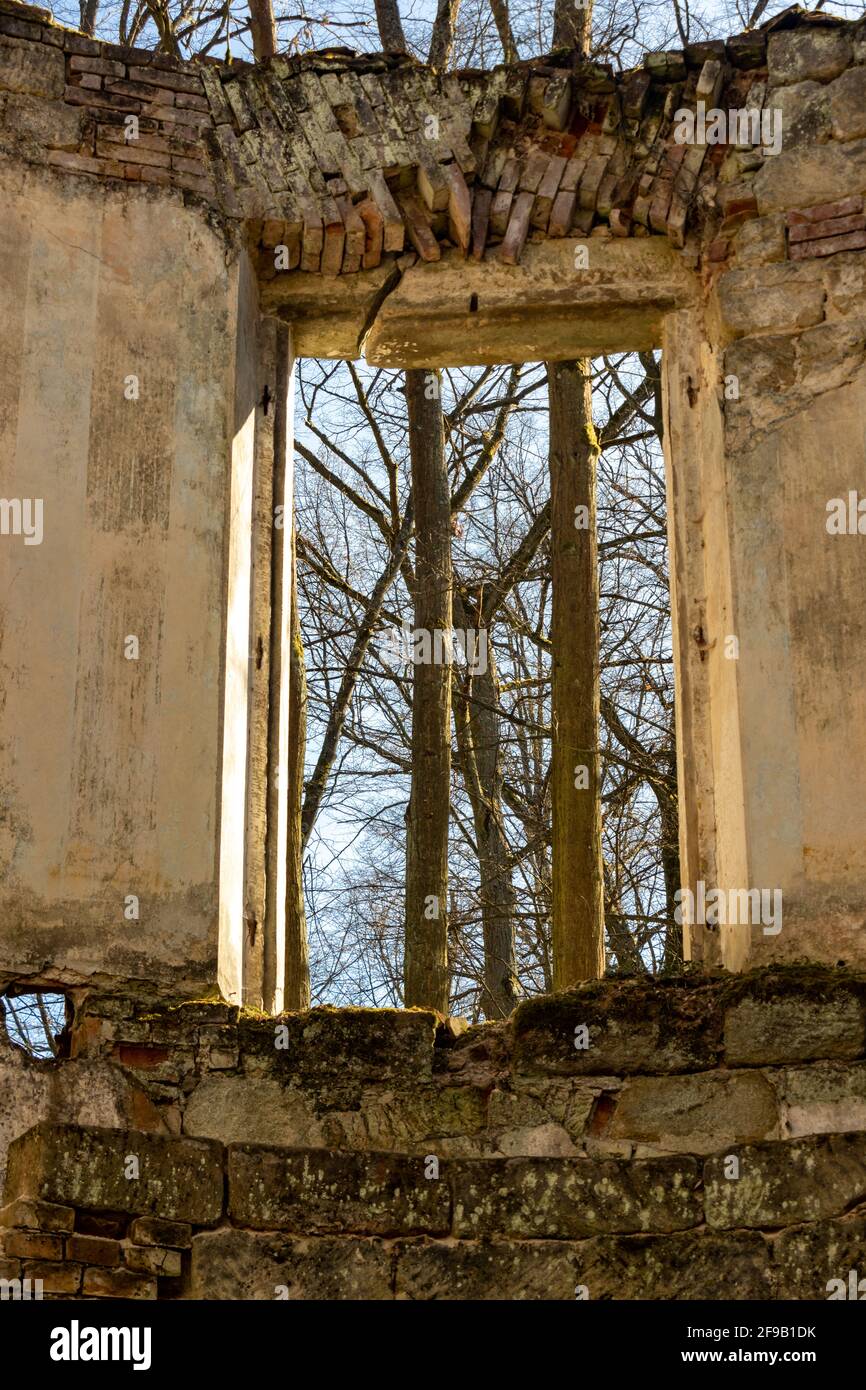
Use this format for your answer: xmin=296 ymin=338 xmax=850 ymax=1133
xmin=260 ymin=238 xmax=699 ymax=365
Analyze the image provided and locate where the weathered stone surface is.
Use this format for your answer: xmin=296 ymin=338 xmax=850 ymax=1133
xmin=705 ymin=1134 xmax=866 ymax=1229
xmin=775 ymin=1215 xmax=866 ymax=1299
xmin=795 ymin=320 xmax=866 ymax=394
xmin=829 ymin=65 xmax=866 ymax=142
xmin=0 ymin=1198 xmax=74 ymax=1232
xmin=0 ymin=1042 xmax=168 ymax=1197
xmin=128 ymin=1215 xmax=191 ymax=1248
xmin=0 ymin=90 xmax=85 ymax=151
xmin=512 ymin=977 xmax=721 ymax=1077
xmin=0 ymin=34 xmax=63 ymax=97
xmin=724 ymin=988 xmax=865 ymax=1064
xmin=228 ymin=1145 xmax=451 ymax=1235
xmin=4 ymin=1123 xmax=223 ymax=1224
xmin=717 ymin=264 xmax=825 ymax=336
xmin=573 ymin=1231 xmax=774 ymax=1300
xmin=190 ymin=1228 xmax=393 ymax=1299
xmin=239 ymin=1006 xmax=437 ymax=1091
xmin=452 ymin=1155 xmax=701 ymax=1238
xmin=753 ymin=137 xmax=866 ymax=216
xmin=395 ymin=1238 xmax=579 ymax=1300
xmin=768 ymin=29 xmax=852 ymax=87
xmin=732 ymin=212 xmax=787 ymax=266
xmin=780 ymin=1063 xmax=866 ymax=1139
xmin=183 ymin=1075 xmax=326 ymax=1148
xmin=608 ymin=1072 xmax=779 ymax=1154
xmin=765 ymin=80 xmax=831 ymax=150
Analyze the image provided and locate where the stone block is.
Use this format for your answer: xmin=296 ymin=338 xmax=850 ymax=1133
xmin=0 ymin=34 xmax=64 ymax=98
xmin=754 ymin=137 xmax=866 ymax=216
xmin=775 ymin=1215 xmax=866 ymax=1298
xmin=238 ymin=1006 xmax=437 ymax=1094
xmin=765 ymin=80 xmax=831 ymax=150
xmin=23 ymin=1260 xmax=82 ymax=1294
xmin=82 ymin=1266 xmax=157 ymax=1299
xmin=768 ymin=29 xmax=852 ymax=87
xmin=128 ymin=1216 xmax=191 ymax=1248
xmin=66 ymin=1234 xmax=121 ymax=1266
xmin=829 ymin=65 xmax=866 ymax=141
xmin=717 ymin=265 xmax=825 ymax=336
xmin=779 ymin=1063 xmax=866 ymax=1139
xmin=4 ymin=1230 xmax=63 ymax=1260
xmin=125 ymin=1243 xmax=181 ymax=1276
xmin=574 ymin=1231 xmax=774 ymax=1300
xmin=723 ymin=335 xmax=796 ymax=400
xmin=190 ymin=1229 xmax=393 ymax=1299
xmin=511 ymin=978 xmax=722 ymax=1077
xmin=724 ymin=988 xmax=865 ymax=1064
xmin=228 ymin=1145 xmax=451 ymax=1236
xmin=607 ymin=1072 xmax=779 ymax=1154
xmin=705 ymin=1133 xmax=866 ymax=1229
xmin=732 ymin=212 xmax=787 ymax=266
xmin=395 ymin=1238 xmax=579 ymax=1299
xmin=4 ymin=1124 xmax=224 ymax=1225
xmin=452 ymin=1155 xmax=701 ymax=1238
xmin=0 ymin=1199 xmax=74 ymax=1233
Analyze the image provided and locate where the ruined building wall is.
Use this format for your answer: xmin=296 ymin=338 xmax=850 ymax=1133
xmin=3 ymin=968 xmax=866 ymax=1298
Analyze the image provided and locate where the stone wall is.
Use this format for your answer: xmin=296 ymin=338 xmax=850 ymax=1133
xmin=3 ymin=967 xmax=866 ymax=1298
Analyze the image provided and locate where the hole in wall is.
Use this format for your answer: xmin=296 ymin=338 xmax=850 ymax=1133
xmin=469 ymin=293 xmax=479 ymax=313
xmin=0 ymin=990 xmax=71 ymax=1059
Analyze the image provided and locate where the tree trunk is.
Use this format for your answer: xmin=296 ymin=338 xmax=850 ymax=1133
xmin=285 ymin=525 xmax=311 ymax=1009
xmin=80 ymin=0 xmax=99 ymax=36
xmin=487 ymin=0 xmax=517 ymax=62
xmin=552 ymin=0 xmax=593 ymax=54
xmin=248 ymin=0 xmax=277 ymax=59
xmin=428 ymin=0 xmax=461 ymax=68
xmin=404 ymin=368 xmax=451 ymax=1013
xmin=547 ymin=359 xmax=604 ymax=988
xmin=452 ymin=598 xmax=517 ymax=1018
xmin=373 ymin=0 xmax=408 ymax=52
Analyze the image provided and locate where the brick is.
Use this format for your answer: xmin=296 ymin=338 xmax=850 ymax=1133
xmin=69 ymin=55 xmax=125 ymax=77
xmin=96 ymin=124 xmax=170 ymax=155
xmin=127 ymin=64 xmax=204 ymax=96
xmin=171 ymin=154 xmax=207 ymax=176
xmin=5 ymin=1231 xmax=63 ymax=1260
xmin=47 ymin=149 xmax=124 ymax=178
xmin=138 ymin=166 xmax=172 ymax=186
xmin=67 ymin=1234 xmax=121 ymax=1266
xmin=174 ymin=92 xmax=209 ymax=111
xmin=24 ymin=1261 xmax=82 ymax=1294
xmin=790 ymin=229 xmax=866 ymax=260
xmin=63 ymin=32 xmax=102 ymax=56
xmin=787 ymin=195 xmax=863 ymax=225
xmin=789 ymin=213 xmax=866 ymax=245
xmin=62 ymin=84 xmax=138 ymax=111
xmin=125 ymin=1244 xmax=182 ymax=1277
xmin=96 ymin=141 xmax=170 ymax=169
xmin=0 ymin=1200 xmax=74 ymax=1233
xmin=128 ymin=1216 xmax=191 ymax=1248
xmin=75 ymin=73 xmax=101 ymax=90
xmin=83 ymin=1266 xmax=157 ymax=1299
xmin=106 ymin=77 xmax=174 ymax=102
